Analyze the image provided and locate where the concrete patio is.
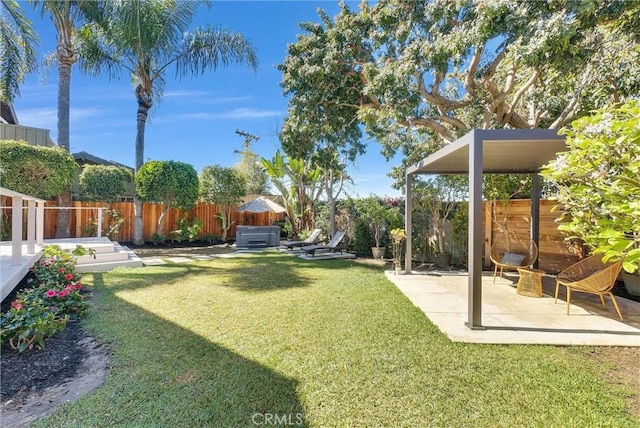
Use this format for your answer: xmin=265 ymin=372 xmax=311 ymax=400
xmin=386 ymin=270 xmax=640 ymax=346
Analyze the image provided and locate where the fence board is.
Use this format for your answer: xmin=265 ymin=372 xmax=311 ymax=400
xmin=484 ymin=199 xmax=583 ymax=273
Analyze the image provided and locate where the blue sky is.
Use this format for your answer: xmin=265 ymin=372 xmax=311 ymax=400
xmin=12 ymin=0 xmax=403 ymax=198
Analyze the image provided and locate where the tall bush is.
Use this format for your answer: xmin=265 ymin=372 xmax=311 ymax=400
xmin=199 ymin=165 xmax=246 ymax=241
xmin=0 ymin=140 xmax=76 ymax=199
xmin=541 ymin=100 xmax=640 ymax=273
xmin=78 ymin=164 xmax=133 ymax=202
xmin=136 ymin=160 xmax=199 ymax=237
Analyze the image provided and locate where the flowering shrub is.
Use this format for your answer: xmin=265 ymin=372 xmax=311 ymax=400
xmin=1 ymin=245 xmax=90 ymax=352
xmin=17 ymin=281 xmax=88 ymax=320
xmin=0 ymin=299 xmax=68 ymax=352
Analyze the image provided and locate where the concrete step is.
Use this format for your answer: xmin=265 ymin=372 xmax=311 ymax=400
xmin=75 ymin=244 xmax=143 ymax=273
xmin=76 ymin=244 xmax=127 ymax=264
xmin=45 ymin=237 xmax=116 ymax=254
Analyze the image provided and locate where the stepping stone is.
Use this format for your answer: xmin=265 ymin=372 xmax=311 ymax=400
xmin=142 ymin=258 xmax=167 ymax=266
xmin=165 ymin=257 xmax=193 ymax=264
xmin=191 ymin=255 xmax=213 ymax=260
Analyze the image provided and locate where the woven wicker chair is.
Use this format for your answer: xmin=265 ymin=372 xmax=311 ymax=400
xmin=554 ymin=255 xmax=624 ymax=320
xmin=490 ymin=238 xmax=538 ymax=283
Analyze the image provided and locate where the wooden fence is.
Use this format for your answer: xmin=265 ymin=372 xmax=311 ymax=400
xmin=483 ymin=199 xmax=583 ymax=273
xmin=1 ymin=199 xmax=283 ymax=243
xmin=3 ymin=196 xmax=581 ymax=272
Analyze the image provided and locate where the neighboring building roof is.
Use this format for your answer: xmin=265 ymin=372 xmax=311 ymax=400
xmin=1 ymin=101 xmax=18 ymax=125
xmin=73 ymin=151 xmax=134 ymax=171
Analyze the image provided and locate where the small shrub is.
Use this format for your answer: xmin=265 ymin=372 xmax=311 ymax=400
xmin=1 ymin=245 xmax=89 ymax=352
xmin=353 ymin=218 xmax=374 ymax=256
xmin=30 ymin=245 xmax=86 ymax=286
xmin=0 ymin=299 xmax=68 ymax=352
xmin=151 ymin=233 xmax=166 ymax=245
xmin=171 ymin=217 xmax=203 ymax=243
xmin=201 ymin=234 xmax=221 ymax=245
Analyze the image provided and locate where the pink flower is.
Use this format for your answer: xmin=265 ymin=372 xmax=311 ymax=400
xmin=11 ymin=300 xmax=23 ymax=310
xmin=45 ymin=289 xmax=57 ymax=298
xmin=58 ymin=267 xmax=66 ymax=273
xmin=65 ymin=273 xmax=74 ymax=281
xmin=66 ymin=284 xmax=76 ymax=291
xmin=57 ymin=289 xmax=70 ymax=297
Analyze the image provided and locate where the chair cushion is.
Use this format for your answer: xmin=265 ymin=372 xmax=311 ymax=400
xmin=501 ymin=252 xmax=527 ymax=266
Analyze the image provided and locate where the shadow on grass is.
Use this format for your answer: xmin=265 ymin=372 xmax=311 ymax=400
xmin=53 ymin=273 xmax=309 ymax=427
xmin=99 ymin=252 xmax=388 ymax=297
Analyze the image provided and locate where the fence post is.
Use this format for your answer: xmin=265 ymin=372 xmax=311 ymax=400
xmin=11 ymin=195 xmax=22 ymax=265
xmin=27 ymin=199 xmax=36 ymax=254
xmin=97 ymin=207 xmax=103 ymax=238
xmin=36 ymin=201 xmax=44 ymax=244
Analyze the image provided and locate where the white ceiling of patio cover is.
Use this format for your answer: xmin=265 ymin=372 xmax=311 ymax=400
xmin=407 ymin=129 xmax=567 ymax=175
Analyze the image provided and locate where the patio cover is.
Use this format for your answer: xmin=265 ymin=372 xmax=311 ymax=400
xmin=405 ymin=129 xmax=567 ymax=330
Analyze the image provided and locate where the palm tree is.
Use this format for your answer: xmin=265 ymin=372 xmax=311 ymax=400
xmin=78 ymin=0 xmax=258 ymax=244
xmin=32 ymin=0 xmax=97 ymax=238
xmin=0 ymin=0 xmax=38 ymax=102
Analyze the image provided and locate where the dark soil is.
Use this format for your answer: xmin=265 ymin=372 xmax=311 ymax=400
xmin=1 ymin=321 xmax=85 ymax=399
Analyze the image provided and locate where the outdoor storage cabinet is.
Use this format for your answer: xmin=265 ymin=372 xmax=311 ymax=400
xmin=235 ymin=226 xmax=280 ymax=248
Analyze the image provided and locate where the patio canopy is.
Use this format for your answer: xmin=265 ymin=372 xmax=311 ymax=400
xmin=404 ymin=129 xmax=567 ymax=330
xmin=236 ymin=196 xmax=286 ymax=214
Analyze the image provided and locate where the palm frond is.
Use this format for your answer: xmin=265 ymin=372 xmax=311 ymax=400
xmin=171 ymin=26 xmax=258 ymax=78
xmin=0 ymin=0 xmax=38 ymax=101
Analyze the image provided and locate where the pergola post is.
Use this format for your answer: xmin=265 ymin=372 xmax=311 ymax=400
xmin=405 ymin=173 xmax=413 ymax=273
xmin=531 ymin=173 xmax=541 ymax=269
xmin=466 ymin=133 xmax=484 ymax=330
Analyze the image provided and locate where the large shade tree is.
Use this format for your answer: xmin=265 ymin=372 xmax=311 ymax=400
xmin=78 ymin=0 xmax=258 ymax=244
xmin=0 ymin=0 xmax=38 ymax=102
xmin=281 ymin=0 xmax=640 ymax=187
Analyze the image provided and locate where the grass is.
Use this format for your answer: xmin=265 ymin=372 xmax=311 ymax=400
xmin=35 ymin=252 xmax=638 ymax=427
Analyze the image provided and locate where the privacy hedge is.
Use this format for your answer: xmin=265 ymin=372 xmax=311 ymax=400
xmin=0 ymin=140 xmax=76 ymax=199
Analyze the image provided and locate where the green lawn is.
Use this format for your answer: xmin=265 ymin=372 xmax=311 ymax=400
xmin=36 ymin=253 xmax=638 ymax=427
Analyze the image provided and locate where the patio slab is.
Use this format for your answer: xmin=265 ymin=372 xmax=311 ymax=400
xmin=386 ymin=270 xmax=640 ymax=346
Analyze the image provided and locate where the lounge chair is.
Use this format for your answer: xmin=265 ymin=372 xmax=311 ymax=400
xmin=283 ymin=228 xmax=322 ymax=249
xmin=301 ymin=231 xmax=346 ymax=256
xmin=490 ymin=238 xmax=538 ymax=283
xmin=554 ymin=255 xmax=624 ymax=320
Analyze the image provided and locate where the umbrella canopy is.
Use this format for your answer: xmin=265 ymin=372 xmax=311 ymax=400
xmin=236 ymin=197 xmax=286 ymax=214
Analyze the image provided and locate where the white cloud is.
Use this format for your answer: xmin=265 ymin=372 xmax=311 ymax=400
xmin=16 ymin=107 xmax=106 ymax=133
xmin=177 ymin=108 xmax=283 ymax=120
xmin=14 ymin=108 xmax=57 ymax=129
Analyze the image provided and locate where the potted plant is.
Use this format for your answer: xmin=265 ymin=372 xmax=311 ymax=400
xmin=414 ymin=176 xmax=467 ymax=268
xmin=390 ymin=228 xmax=406 ymax=274
xmin=541 ymin=100 xmax=640 ymax=295
xmin=360 ymin=197 xmax=390 ymax=259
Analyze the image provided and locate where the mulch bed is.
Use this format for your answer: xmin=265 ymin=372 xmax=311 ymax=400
xmin=1 ymin=321 xmax=86 ymax=402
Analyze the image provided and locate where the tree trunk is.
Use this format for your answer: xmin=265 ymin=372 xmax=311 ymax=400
xmin=157 ymin=205 xmax=168 ymax=237
xmin=220 ymin=206 xmax=230 ymax=241
xmin=54 ymin=48 xmax=73 ymax=238
xmin=133 ymin=198 xmax=144 ymax=245
xmin=132 ymin=87 xmax=152 ymax=245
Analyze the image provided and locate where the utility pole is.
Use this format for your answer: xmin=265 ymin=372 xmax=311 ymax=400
xmin=235 ymin=129 xmax=259 ymax=149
